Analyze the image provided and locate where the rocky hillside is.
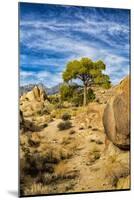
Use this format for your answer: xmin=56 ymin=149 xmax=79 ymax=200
xmin=20 ymin=85 xmax=49 ymax=117
xmin=20 ymin=83 xmax=62 ymax=96
xmin=91 ymin=86 xmax=114 ymax=104
xmin=19 ymin=75 xmax=130 ymax=196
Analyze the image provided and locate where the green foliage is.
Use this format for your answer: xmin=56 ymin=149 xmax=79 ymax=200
xmin=57 ymin=121 xmax=72 ymax=130
xmin=60 ymin=82 xmax=95 ymax=106
xmin=63 ymin=58 xmax=107 ymax=84
xmin=61 ymin=113 xmax=71 ymax=121
xmin=60 ymin=83 xmax=78 ymax=101
xmin=94 ymin=74 xmax=111 ymax=89
xmin=72 ymin=88 xmax=95 ymax=106
xmin=69 ymin=88 xmax=94 ymax=106
xmin=49 ymin=95 xmax=60 ymax=104
xmin=62 ymin=57 xmax=111 ymax=105
xmin=63 ymin=58 xmax=94 ymax=82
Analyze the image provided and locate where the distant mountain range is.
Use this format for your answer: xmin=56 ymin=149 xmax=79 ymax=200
xmin=20 ymin=83 xmax=63 ymax=96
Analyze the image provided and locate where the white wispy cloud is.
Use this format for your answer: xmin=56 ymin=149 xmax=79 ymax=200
xmin=20 ymin=70 xmax=62 ymax=87
xmin=20 ymin=16 xmax=129 ymax=50
xmin=20 ymin=6 xmax=130 ymax=86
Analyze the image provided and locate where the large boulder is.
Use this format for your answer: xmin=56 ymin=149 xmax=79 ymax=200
xmin=21 ymin=85 xmax=48 ymax=102
xmin=20 ymin=86 xmax=48 ymax=117
xmin=103 ymin=76 xmax=130 ymax=150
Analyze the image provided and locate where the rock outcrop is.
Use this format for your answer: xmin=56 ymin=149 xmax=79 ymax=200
xmin=103 ymin=76 xmax=130 ymax=150
xmin=91 ymin=86 xmax=115 ymax=104
xmin=21 ymin=85 xmax=48 ymax=102
xmin=20 ymin=86 xmax=48 ymax=117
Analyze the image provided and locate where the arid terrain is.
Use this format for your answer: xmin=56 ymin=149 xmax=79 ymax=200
xmin=19 ymin=76 xmax=130 ymax=196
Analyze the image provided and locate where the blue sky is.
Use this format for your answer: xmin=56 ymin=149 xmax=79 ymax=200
xmin=19 ymin=3 xmax=130 ymax=87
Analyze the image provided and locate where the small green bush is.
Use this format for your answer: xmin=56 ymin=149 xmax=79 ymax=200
xmin=72 ymin=88 xmax=95 ymax=106
xmin=55 ymin=103 xmax=65 ymax=109
xmin=61 ymin=113 xmax=71 ymax=121
xmin=57 ymin=121 xmax=72 ymax=130
xmin=60 ymin=83 xmax=95 ymax=106
xmin=49 ymin=95 xmax=60 ymax=104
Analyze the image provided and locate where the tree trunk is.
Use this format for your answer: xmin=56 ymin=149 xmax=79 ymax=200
xmin=83 ymin=84 xmax=87 ymax=106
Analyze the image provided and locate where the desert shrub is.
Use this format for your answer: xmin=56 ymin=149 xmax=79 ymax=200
xmin=60 ymin=83 xmax=96 ymax=106
xmin=60 ymin=148 xmax=73 ymax=160
xmin=96 ymin=140 xmax=103 ymax=145
xmin=62 ymin=170 xmax=79 ymax=180
xmin=49 ymin=95 xmax=60 ymax=104
xmin=102 ymin=82 xmax=111 ymax=89
xmin=90 ymin=139 xmax=96 ymax=143
xmin=79 ymin=126 xmax=84 ymax=130
xmin=96 ymin=99 xmax=100 ymax=103
xmin=61 ymin=136 xmax=74 ymax=145
xmin=89 ymin=151 xmax=101 ymax=164
xmin=71 ymin=92 xmax=83 ymax=107
xmin=37 ymin=103 xmax=54 ymax=116
xmin=94 ymin=152 xmax=101 ymax=160
xmin=44 ymin=163 xmax=54 ymax=173
xmin=38 ymin=173 xmax=54 ymax=185
xmin=61 ymin=113 xmax=71 ymax=121
xmin=72 ymin=88 xmax=95 ymax=106
xmin=41 ymin=107 xmax=50 ymax=115
xmin=54 ymin=103 xmax=65 ymax=109
xmin=57 ymin=121 xmax=72 ymax=130
xmin=87 ymin=147 xmax=101 ymax=164
xmin=43 ymin=150 xmax=60 ymax=164
xmin=28 ymin=138 xmax=40 ymax=148
xmin=41 ymin=123 xmax=48 ymax=128
xmin=69 ymin=130 xmax=75 ymax=135
xmin=60 ymin=83 xmax=77 ymax=102
xmin=23 ymin=149 xmax=61 ymax=178
xmin=111 ymin=176 xmax=119 ymax=187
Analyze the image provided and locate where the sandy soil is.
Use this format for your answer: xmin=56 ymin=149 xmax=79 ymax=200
xmin=20 ymin=103 xmax=130 ymax=195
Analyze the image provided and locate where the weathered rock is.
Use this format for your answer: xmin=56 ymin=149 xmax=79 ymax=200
xmin=21 ymin=86 xmax=48 ymax=102
xmin=20 ymin=86 xmax=48 ymax=116
xmin=103 ymin=76 xmax=130 ymax=150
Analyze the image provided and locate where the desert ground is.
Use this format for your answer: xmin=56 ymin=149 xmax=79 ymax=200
xmin=19 ymin=76 xmax=130 ymax=196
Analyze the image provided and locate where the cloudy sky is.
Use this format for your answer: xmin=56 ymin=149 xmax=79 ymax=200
xmin=19 ymin=3 xmax=130 ymax=87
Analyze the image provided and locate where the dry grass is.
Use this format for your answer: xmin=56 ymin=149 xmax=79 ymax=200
xmin=20 ymin=128 xmax=79 ymax=196
xmin=52 ymin=107 xmax=80 ymax=119
xmin=20 ymin=92 xmax=130 ymax=195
